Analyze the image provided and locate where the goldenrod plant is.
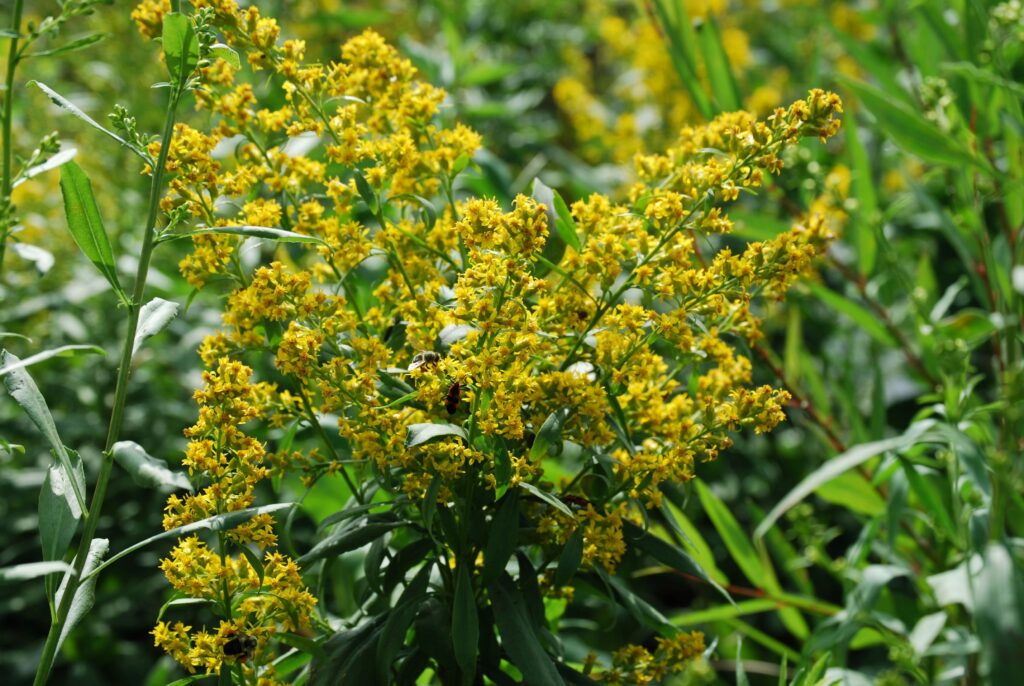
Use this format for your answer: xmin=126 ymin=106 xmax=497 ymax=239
xmin=2 ymin=1 xmax=1021 ymax=685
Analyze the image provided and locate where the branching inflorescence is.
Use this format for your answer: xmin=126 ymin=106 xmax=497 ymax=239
xmin=133 ymin=0 xmax=842 ymax=681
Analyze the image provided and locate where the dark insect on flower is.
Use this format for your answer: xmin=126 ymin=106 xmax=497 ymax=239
xmin=445 ymin=381 xmax=461 ymax=415
xmin=409 ymin=350 xmax=441 ymax=371
xmin=223 ymin=632 xmax=257 ymax=662
xmin=560 ymin=494 xmax=590 ymax=511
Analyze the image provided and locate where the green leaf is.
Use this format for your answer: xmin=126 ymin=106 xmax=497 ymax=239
xmin=0 ymin=561 xmax=74 ymax=582
xmin=210 ymin=44 xmax=241 ymax=69
xmin=111 ymin=441 xmax=192 ymax=492
xmin=755 ymin=421 xmax=934 ymax=539
xmin=453 ymin=564 xmax=479 ymax=683
xmin=2 ymin=351 xmax=88 ymax=515
xmin=354 ymin=171 xmax=378 ymax=212
xmin=804 ymin=282 xmax=898 ymax=348
xmin=518 ymin=481 xmax=573 ymax=518
xmin=39 ymin=449 xmax=85 ymax=595
xmin=14 ymin=147 xmax=77 ymax=188
xmin=695 ymin=480 xmax=764 ymax=585
xmin=532 ymin=179 xmax=581 ymax=253
xmin=696 ymin=17 xmax=741 ymax=112
xmin=973 ymin=542 xmax=1024 ymax=685
xmin=59 ymin=161 xmax=126 ymax=301
xmin=132 ymin=298 xmax=180 ymax=356
xmin=814 ymin=471 xmax=886 ymax=517
xmin=299 ymin=521 xmax=402 ymax=566
xmin=170 ymin=225 xmax=327 ymax=246
xmin=406 ymin=422 xmax=467 ymax=447
xmin=671 ymin=599 xmax=777 ymax=626
xmin=53 ymin=537 xmax=109 ymax=656
xmin=0 ymin=344 xmax=103 ymax=377
xmin=844 ymin=119 xmax=878 ymax=275
xmin=529 ymin=408 xmax=571 ymax=461
xmin=162 ymin=13 xmax=199 ymax=90
xmin=624 ymin=521 xmax=732 ymax=604
xmin=483 ymin=491 xmax=519 ymax=583
xmin=32 ymin=81 xmax=146 ymax=159
xmin=488 ymin=573 xmax=565 ymax=686
xmin=554 ymin=527 xmax=584 ymax=588
xmin=837 ymin=76 xmax=990 ymax=173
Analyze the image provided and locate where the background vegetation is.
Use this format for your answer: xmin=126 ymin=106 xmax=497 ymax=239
xmin=1 ymin=1 xmax=1021 ymax=685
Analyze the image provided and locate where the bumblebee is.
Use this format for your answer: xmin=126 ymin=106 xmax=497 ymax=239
xmin=445 ymin=380 xmax=462 ymax=415
xmin=223 ymin=632 xmax=257 ymax=662
xmin=409 ymin=350 xmax=442 ymax=372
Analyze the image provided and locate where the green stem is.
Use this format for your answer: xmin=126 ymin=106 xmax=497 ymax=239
xmin=32 ymin=88 xmax=182 ymax=686
xmin=0 ymin=0 xmax=25 ymax=281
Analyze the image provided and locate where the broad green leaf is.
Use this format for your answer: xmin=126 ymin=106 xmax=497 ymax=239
xmin=2 ymin=351 xmax=88 ymax=515
xmin=695 ymin=480 xmax=765 ymax=585
xmin=0 ymin=344 xmax=103 ymax=377
xmin=671 ymin=599 xmax=777 ymax=627
xmin=624 ymin=521 xmax=731 ymax=604
xmin=973 ymin=542 xmax=1024 ymax=685
xmin=518 ymin=481 xmax=573 ymax=517
xmin=299 ymin=521 xmax=401 ymax=566
xmin=40 ymin=449 xmax=85 ymax=601
xmin=532 ymin=178 xmax=582 ymax=252
xmin=815 ymin=471 xmax=886 ymax=517
xmin=452 ymin=565 xmax=479 ymax=683
xmin=756 ymin=422 xmax=934 ymax=539
xmin=406 ymin=422 xmax=467 ymax=447
xmin=132 ymin=298 xmax=180 ymax=356
xmin=837 ymin=76 xmax=990 ymax=173
xmin=59 ymin=161 xmax=125 ymax=300
xmin=162 ymin=13 xmax=199 ymax=90
xmin=488 ymin=573 xmax=565 ymax=686
xmin=54 ymin=537 xmax=109 ymax=655
xmin=13 ymin=147 xmax=77 ymax=188
xmin=172 ymin=225 xmax=327 ymax=246
xmin=0 ymin=560 xmax=74 ymax=582
xmin=210 ymin=44 xmax=240 ymax=69
xmin=696 ymin=17 xmax=741 ymax=112
xmin=804 ymin=282 xmax=898 ymax=348
xmin=529 ymin=407 xmax=571 ymax=461
xmin=483 ymin=491 xmax=519 ymax=583
xmin=32 ymin=81 xmax=146 ymax=159
xmin=844 ymin=119 xmax=878 ymax=275
xmin=111 ymin=441 xmax=192 ymax=492
xmin=554 ymin=527 xmax=584 ymax=588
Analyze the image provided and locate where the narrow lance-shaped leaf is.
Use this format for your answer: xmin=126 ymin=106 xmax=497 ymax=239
xmin=406 ymin=422 xmax=467 ymax=447
xmin=59 ymin=161 xmax=126 ymax=303
xmin=0 ymin=344 xmax=103 ymax=377
xmin=532 ymin=178 xmax=582 ymax=252
xmin=488 ymin=573 xmax=565 ymax=686
xmin=14 ymin=147 xmax=77 ymax=188
xmin=40 ymin=449 xmax=85 ymax=600
xmin=164 ymin=225 xmax=327 ymax=246
xmin=0 ymin=561 xmax=74 ymax=582
xmin=53 ymin=537 xmax=109 ymax=656
xmin=32 ymin=81 xmax=145 ymax=159
xmin=132 ymin=298 xmax=180 ymax=357
xmin=2 ymin=352 xmax=88 ymax=515
xmin=755 ymin=421 xmax=935 ymax=539
xmin=452 ymin=564 xmax=479 ymax=683
xmin=111 ymin=441 xmax=192 ymax=492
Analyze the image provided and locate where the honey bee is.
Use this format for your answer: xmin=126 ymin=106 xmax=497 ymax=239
xmin=408 ymin=350 xmax=442 ymax=372
xmin=445 ymin=380 xmax=462 ymax=415
xmin=223 ymin=631 xmax=257 ymax=662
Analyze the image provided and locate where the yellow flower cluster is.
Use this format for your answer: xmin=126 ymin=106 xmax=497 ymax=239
xmin=136 ymin=0 xmax=842 ymax=675
xmin=154 ymin=358 xmax=316 ymax=677
xmin=589 ymin=630 xmax=706 ymax=684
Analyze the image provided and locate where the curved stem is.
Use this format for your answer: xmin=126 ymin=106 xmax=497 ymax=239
xmin=0 ymin=0 xmax=25 ymax=281
xmin=33 ymin=88 xmax=182 ymax=686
